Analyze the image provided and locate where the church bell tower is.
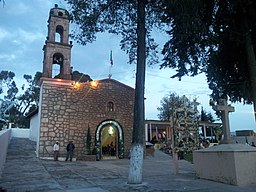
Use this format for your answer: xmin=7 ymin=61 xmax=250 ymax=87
xmin=42 ymin=4 xmax=72 ymax=80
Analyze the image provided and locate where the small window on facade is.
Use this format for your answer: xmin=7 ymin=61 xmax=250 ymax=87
xmin=107 ymin=102 xmax=114 ymax=112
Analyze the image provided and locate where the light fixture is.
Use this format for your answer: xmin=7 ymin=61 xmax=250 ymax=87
xmin=108 ymin=126 xmax=114 ymax=135
xmin=72 ymin=81 xmax=80 ymax=89
xmin=91 ymin=80 xmax=98 ymax=88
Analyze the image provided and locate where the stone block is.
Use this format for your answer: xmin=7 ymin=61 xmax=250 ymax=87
xmin=41 ymin=118 xmax=49 ymax=123
xmin=193 ymin=144 xmax=256 ymax=186
xmin=48 ymin=132 xmax=56 ymax=137
xmin=41 ymin=127 xmax=48 ymax=132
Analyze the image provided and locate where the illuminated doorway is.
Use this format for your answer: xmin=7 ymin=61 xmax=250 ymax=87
xmin=101 ymin=125 xmax=117 ymax=159
xmin=96 ymin=120 xmax=124 ymax=160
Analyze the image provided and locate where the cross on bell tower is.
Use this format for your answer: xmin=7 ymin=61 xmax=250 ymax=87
xmin=42 ymin=4 xmax=72 ymax=80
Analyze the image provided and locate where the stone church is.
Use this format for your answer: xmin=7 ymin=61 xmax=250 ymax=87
xmin=33 ymin=5 xmax=134 ymax=160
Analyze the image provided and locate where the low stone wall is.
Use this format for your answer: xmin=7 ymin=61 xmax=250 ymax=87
xmin=193 ymin=144 xmax=256 ymax=186
xmin=0 ymin=129 xmax=11 ymax=177
xmin=11 ymin=128 xmax=30 ymax=138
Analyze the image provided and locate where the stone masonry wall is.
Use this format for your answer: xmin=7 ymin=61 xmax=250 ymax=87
xmin=39 ymin=78 xmax=134 ymax=159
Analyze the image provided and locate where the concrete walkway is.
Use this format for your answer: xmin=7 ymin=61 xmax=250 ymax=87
xmin=0 ymin=138 xmax=256 ymax=192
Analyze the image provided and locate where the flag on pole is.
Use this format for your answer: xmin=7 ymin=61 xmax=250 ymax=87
xmin=110 ymin=50 xmax=113 ymax=66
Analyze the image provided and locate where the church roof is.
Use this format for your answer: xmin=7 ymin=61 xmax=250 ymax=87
xmin=99 ymin=78 xmax=134 ymax=91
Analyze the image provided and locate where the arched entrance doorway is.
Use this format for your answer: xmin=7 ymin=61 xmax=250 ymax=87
xmin=96 ymin=120 xmax=124 ymax=160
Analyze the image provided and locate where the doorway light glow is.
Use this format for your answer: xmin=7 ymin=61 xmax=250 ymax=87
xmin=108 ymin=126 xmax=114 ymax=135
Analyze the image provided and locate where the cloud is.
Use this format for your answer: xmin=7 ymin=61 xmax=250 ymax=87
xmin=0 ymin=54 xmax=16 ymax=61
xmin=14 ymin=28 xmax=45 ymax=44
xmin=0 ymin=28 xmax=9 ymax=42
xmin=5 ymin=2 xmax=29 ymax=15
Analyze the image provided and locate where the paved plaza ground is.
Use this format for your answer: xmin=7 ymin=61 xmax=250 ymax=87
xmin=0 ymin=138 xmax=256 ymax=192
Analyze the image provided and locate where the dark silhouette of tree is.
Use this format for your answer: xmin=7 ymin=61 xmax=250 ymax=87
xmin=0 ymin=71 xmax=18 ymax=99
xmin=86 ymin=125 xmax=92 ymax=155
xmin=0 ymin=71 xmax=42 ymax=127
xmin=160 ymin=0 xmax=256 ymax=120
xmin=15 ymin=72 xmax=42 ymax=122
xmin=71 ymin=71 xmax=92 ymax=82
xmin=199 ymin=107 xmax=214 ymax=123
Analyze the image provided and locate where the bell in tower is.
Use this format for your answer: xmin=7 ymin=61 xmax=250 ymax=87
xmin=42 ymin=4 xmax=72 ymax=80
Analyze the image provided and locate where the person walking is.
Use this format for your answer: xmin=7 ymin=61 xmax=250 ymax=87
xmin=53 ymin=141 xmax=59 ymax=161
xmin=65 ymin=141 xmax=75 ymax=161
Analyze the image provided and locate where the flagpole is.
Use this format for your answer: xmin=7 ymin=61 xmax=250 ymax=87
xmin=108 ymin=50 xmax=113 ymax=79
xmin=108 ymin=68 xmax=112 ymax=79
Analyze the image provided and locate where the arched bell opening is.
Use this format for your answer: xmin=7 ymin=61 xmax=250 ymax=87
xmin=55 ymin=25 xmax=64 ymax=43
xmin=52 ymin=53 xmax=64 ymax=78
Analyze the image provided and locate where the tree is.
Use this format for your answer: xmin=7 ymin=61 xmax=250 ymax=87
xmin=157 ymin=93 xmax=199 ymax=121
xmin=159 ymin=0 xmax=256 ymax=120
xmin=71 ymin=71 xmax=92 ymax=82
xmin=86 ymin=125 xmax=92 ymax=155
xmin=0 ymin=71 xmax=18 ymax=123
xmin=65 ymin=0 xmax=164 ymax=184
xmin=199 ymin=107 xmax=222 ymax=142
xmin=199 ymin=107 xmax=214 ymax=123
xmin=14 ymin=72 xmax=42 ymax=125
xmin=0 ymin=70 xmax=42 ymax=127
xmin=55 ymin=70 xmax=92 ymax=82
xmin=0 ymin=70 xmax=18 ymax=99
xmin=157 ymin=93 xmax=199 ymax=126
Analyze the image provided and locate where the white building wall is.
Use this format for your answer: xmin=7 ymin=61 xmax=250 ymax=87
xmin=29 ymin=113 xmax=39 ymax=141
xmin=11 ymin=128 xmax=30 ymax=138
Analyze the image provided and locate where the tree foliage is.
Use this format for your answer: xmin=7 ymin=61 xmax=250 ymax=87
xmin=65 ymin=0 xmax=163 ymax=65
xmin=199 ymin=107 xmax=215 ymax=123
xmin=0 ymin=70 xmax=18 ymax=99
xmin=86 ymin=125 xmax=92 ymax=155
xmin=0 ymin=71 xmax=42 ymax=127
xmin=0 ymin=69 xmax=93 ymax=127
xmin=71 ymin=71 xmax=92 ymax=82
xmin=160 ymin=0 xmax=256 ymax=118
xmin=157 ymin=92 xmax=199 ymax=121
xmin=160 ymin=0 xmax=214 ymax=79
xmin=15 ymin=72 xmax=42 ymax=120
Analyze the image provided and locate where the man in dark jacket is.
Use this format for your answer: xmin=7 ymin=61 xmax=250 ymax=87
xmin=65 ymin=141 xmax=75 ymax=161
